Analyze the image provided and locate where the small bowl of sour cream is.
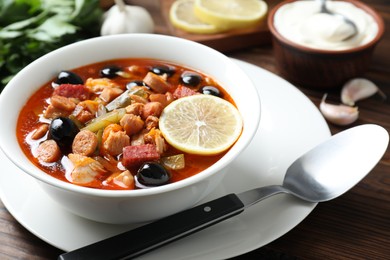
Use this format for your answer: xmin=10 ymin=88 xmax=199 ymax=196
xmin=267 ymin=0 xmax=385 ymax=89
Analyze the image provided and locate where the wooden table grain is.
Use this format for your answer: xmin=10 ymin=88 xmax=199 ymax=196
xmin=1 ymin=1 xmax=389 ymax=259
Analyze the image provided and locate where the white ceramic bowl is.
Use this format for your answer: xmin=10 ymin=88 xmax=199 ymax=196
xmin=0 ymin=34 xmax=260 ymax=224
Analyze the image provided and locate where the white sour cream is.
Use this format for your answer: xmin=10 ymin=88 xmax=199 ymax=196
xmin=274 ymin=1 xmax=378 ymax=50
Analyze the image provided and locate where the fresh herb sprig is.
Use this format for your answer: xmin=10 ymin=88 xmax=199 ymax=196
xmin=0 ymin=0 xmax=103 ymax=92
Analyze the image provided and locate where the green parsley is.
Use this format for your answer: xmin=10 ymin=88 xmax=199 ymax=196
xmin=0 ymin=0 xmax=103 ymax=92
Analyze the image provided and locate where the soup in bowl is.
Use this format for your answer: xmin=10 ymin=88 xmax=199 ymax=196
xmin=0 ymin=34 xmax=260 ymax=224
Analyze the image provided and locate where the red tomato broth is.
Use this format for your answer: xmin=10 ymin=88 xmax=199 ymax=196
xmin=17 ymin=58 xmax=237 ymax=190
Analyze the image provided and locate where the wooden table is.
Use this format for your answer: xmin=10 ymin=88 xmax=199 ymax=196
xmin=1 ymin=1 xmax=389 ymax=259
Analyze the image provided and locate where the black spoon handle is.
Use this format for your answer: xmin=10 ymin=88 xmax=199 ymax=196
xmin=58 ymin=194 xmax=244 ymax=260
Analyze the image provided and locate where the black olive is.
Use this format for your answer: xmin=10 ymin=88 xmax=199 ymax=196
xmin=49 ymin=117 xmax=79 ymax=152
xmin=100 ymin=65 xmax=121 ymax=78
xmin=150 ymin=65 xmax=175 ymax=77
xmin=53 ymin=71 xmax=83 ymax=86
xmin=180 ymin=71 xmax=202 ymax=87
xmin=200 ymin=86 xmax=222 ymax=97
xmin=126 ymin=80 xmax=149 ymax=90
xmin=137 ymin=162 xmax=171 ymax=186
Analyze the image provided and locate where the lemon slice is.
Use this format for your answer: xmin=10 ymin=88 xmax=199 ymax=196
xmin=194 ymin=0 xmax=268 ymax=30
xmin=169 ymin=0 xmax=224 ymax=34
xmin=159 ymin=95 xmax=243 ymax=155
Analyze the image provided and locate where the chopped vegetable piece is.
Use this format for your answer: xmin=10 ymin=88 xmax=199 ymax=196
xmin=105 ymin=88 xmax=148 ymax=111
xmin=162 ymin=154 xmax=185 ymax=170
xmin=82 ymin=108 xmax=126 ymax=132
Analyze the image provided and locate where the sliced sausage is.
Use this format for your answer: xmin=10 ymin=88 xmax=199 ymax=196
xmin=173 ymin=85 xmax=198 ymax=99
xmin=53 ymin=84 xmax=90 ymax=100
xmin=122 ymin=144 xmax=160 ymax=167
xmin=72 ymin=130 xmax=98 ymax=156
xmin=36 ymin=140 xmax=61 ymax=163
xmin=143 ymin=72 xmax=172 ymax=93
xmin=31 ymin=124 xmax=49 ymax=140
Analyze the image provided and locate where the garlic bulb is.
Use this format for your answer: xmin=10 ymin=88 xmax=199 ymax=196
xmin=341 ymin=78 xmax=386 ymax=106
xmin=320 ymin=94 xmax=359 ymax=126
xmin=101 ymin=0 xmax=154 ymax=36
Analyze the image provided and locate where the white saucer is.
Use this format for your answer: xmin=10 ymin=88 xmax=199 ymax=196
xmin=0 ymin=59 xmax=331 ymax=259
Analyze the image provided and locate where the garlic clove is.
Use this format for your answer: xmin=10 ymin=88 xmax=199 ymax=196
xmin=101 ymin=7 xmax=129 ymax=35
xmin=341 ymin=78 xmax=386 ymax=106
xmin=320 ymin=94 xmax=359 ymax=126
xmin=124 ymin=5 xmax=154 ymax=33
xmin=101 ymin=1 xmax=155 ymax=36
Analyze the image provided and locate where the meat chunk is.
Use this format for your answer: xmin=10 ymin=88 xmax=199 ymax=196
xmin=36 ymin=140 xmax=61 ymax=163
xmin=74 ymin=109 xmax=94 ymax=123
xmin=141 ymin=102 xmax=163 ymax=120
xmin=144 ymin=128 xmax=167 ymax=154
xmin=125 ymin=103 xmax=144 ymax=115
xmin=130 ymin=131 xmax=146 ymax=146
xmin=120 ymin=114 xmax=144 ymax=136
xmin=103 ymin=128 xmax=130 ymax=156
xmin=105 ymin=170 xmax=135 ymax=189
xmin=44 ymin=95 xmax=77 ymax=119
xmin=72 ymin=130 xmax=98 ymax=156
xmin=72 ymin=100 xmax=99 ymax=123
xmin=102 ymin=124 xmax=123 ymax=141
xmin=145 ymin=115 xmax=159 ymax=131
xmin=50 ymin=95 xmax=77 ymax=111
xmin=143 ymin=72 xmax=172 ymax=93
xmin=44 ymin=104 xmax=70 ymax=119
xmin=53 ymin=84 xmax=90 ymax=100
xmin=31 ymin=124 xmax=49 ymax=140
xmin=149 ymin=92 xmax=174 ymax=108
xmin=99 ymin=87 xmax=124 ymax=103
xmin=130 ymin=94 xmax=148 ymax=104
xmin=85 ymin=77 xmax=120 ymax=93
xmin=122 ymin=144 xmax=160 ymax=168
xmin=68 ymin=153 xmax=106 ymax=185
xmin=173 ymin=85 xmax=198 ymax=99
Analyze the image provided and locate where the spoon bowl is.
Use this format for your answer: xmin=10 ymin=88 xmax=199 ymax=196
xmin=283 ymin=124 xmax=388 ymax=202
xmin=318 ymin=0 xmax=358 ymax=41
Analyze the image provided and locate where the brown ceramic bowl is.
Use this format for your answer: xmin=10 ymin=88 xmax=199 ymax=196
xmin=267 ymin=0 xmax=385 ymax=89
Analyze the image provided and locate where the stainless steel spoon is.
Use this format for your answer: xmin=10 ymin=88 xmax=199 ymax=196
xmin=58 ymin=124 xmax=389 ymax=260
xmin=318 ymin=0 xmax=358 ymax=40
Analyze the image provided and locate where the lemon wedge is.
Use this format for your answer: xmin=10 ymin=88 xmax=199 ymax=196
xmin=159 ymin=95 xmax=243 ymax=155
xmin=194 ymin=0 xmax=268 ymax=30
xmin=169 ymin=0 xmax=224 ymax=34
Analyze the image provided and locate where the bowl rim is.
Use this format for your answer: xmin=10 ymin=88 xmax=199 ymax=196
xmin=267 ymin=0 xmax=385 ymax=54
xmin=0 ymin=34 xmax=261 ymax=198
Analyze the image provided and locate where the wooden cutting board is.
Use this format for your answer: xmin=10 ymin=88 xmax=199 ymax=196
xmin=160 ymin=0 xmax=280 ymax=52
